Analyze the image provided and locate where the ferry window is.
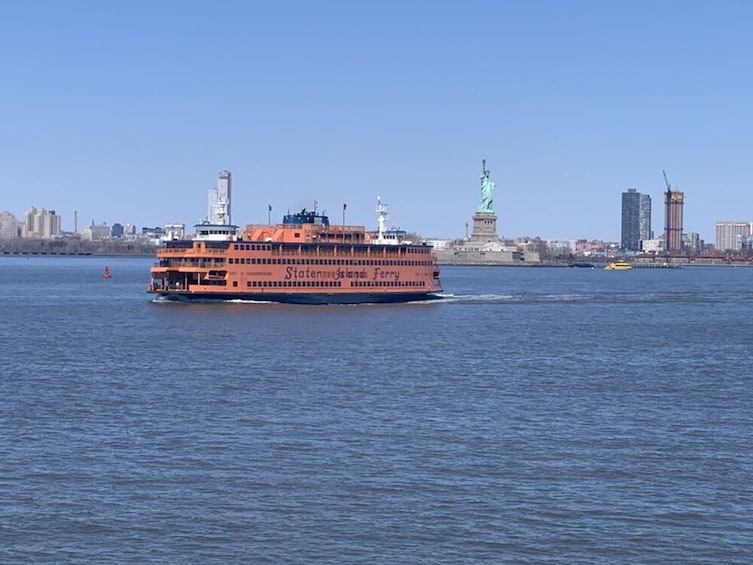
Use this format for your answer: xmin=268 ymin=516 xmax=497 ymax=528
xmin=294 ymin=233 xmax=300 ymax=238
xmin=233 ymin=281 xmax=238 ymax=287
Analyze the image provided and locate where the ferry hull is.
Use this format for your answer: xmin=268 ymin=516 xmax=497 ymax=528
xmin=150 ymin=290 xmax=442 ymax=305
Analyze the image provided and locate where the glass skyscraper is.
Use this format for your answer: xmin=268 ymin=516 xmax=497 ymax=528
xmin=621 ymin=189 xmax=651 ymax=252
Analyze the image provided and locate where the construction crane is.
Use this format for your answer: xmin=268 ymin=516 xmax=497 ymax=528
xmin=663 ymin=170 xmax=671 ymax=192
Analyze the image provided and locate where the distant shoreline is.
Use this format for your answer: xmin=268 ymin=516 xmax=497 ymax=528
xmin=0 ymin=239 xmax=157 ymax=257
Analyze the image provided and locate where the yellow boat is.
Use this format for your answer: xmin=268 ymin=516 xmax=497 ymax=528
xmin=604 ymin=261 xmax=633 ymax=270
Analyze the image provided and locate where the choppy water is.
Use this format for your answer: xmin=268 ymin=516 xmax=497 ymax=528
xmin=1 ymin=256 xmax=752 ymax=563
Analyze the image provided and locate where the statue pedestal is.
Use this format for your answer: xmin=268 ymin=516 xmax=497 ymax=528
xmin=470 ymin=211 xmax=499 ymax=242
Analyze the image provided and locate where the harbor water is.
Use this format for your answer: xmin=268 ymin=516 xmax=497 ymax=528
xmin=1 ymin=256 xmax=751 ymax=563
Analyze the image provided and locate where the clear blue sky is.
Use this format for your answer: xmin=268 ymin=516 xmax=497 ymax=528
xmin=2 ymin=0 xmax=752 ymax=242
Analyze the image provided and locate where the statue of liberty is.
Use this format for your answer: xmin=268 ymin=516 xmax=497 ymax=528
xmin=478 ymin=158 xmax=495 ymax=213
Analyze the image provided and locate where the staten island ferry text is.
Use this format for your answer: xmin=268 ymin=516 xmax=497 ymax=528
xmin=284 ymin=266 xmax=401 ymax=282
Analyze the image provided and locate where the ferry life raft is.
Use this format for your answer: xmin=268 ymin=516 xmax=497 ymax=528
xmin=147 ymin=208 xmax=442 ymax=305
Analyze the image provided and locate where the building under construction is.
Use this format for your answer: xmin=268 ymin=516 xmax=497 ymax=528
xmin=663 ymin=171 xmax=684 ymax=252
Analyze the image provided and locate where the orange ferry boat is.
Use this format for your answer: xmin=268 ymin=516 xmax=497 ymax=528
xmin=148 ymin=199 xmax=442 ymax=304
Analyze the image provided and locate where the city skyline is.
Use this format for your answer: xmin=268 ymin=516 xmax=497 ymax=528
xmin=3 ymin=1 xmax=753 ymax=242
xmin=1 ymin=172 xmax=749 ymax=247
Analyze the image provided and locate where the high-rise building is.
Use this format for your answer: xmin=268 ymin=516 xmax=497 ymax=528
xmin=20 ymin=207 xmax=61 ymax=239
xmin=621 ymin=189 xmax=641 ymax=252
xmin=0 ymin=211 xmax=19 ymax=240
xmin=621 ymin=188 xmax=651 ymax=252
xmin=207 ymin=170 xmax=232 ymax=225
xmin=41 ymin=210 xmax=61 ymax=238
xmin=218 ymin=170 xmax=231 ymax=224
xmin=21 ymin=206 xmax=38 ymax=237
xmin=715 ymin=221 xmax=751 ymax=252
xmin=207 ymin=187 xmax=218 ymax=223
xmin=664 ymin=188 xmax=684 ymax=252
xmin=639 ymin=193 xmax=652 ymax=242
